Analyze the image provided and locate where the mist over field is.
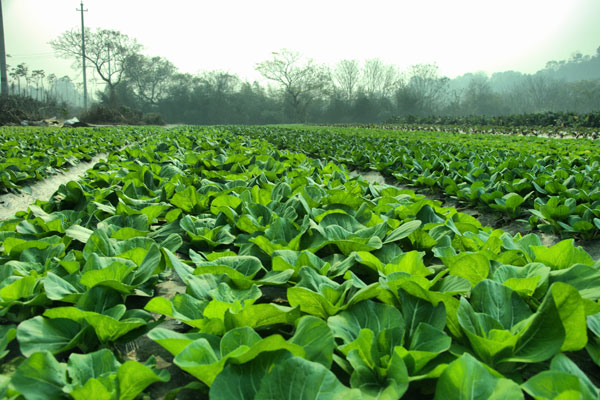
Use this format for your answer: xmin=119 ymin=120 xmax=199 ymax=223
xmin=1 ymin=0 xmax=599 ymax=123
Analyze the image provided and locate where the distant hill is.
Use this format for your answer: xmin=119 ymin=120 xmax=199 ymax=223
xmin=449 ymin=46 xmax=600 ymax=94
xmin=544 ymin=48 xmax=600 ymax=82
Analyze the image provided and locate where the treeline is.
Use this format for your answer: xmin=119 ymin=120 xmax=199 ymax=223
xmin=35 ymin=29 xmax=600 ymax=124
xmin=116 ymin=47 xmax=600 ymax=124
xmin=3 ymin=62 xmax=84 ymax=107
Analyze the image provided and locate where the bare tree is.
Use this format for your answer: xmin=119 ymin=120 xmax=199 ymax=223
xmin=200 ymin=71 xmax=241 ymax=123
xmin=569 ymin=79 xmax=600 ymax=113
xmin=201 ymin=71 xmax=240 ymax=95
xmin=24 ymin=71 xmax=32 ymax=98
xmin=362 ymin=59 xmax=384 ymax=97
xmin=9 ymin=67 xmax=17 ymax=95
xmin=404 ymin=64 xmax=449 ymax=114
xmin=381 ymin=64 xmax=403 ymax=99
xmin=46 ymin=73 xmax=56 ymax=100
xmin=55 ymin=75 xmax=78 ymax=105
xmin=333 ymin=59 xmax=360 ymax=101
xmin=256 ymin=49 xmax=330 ymax=121
xmin=461 ymin=72 xmax=506 ymax=115
xmin=50 ymin=28 xmax=142 ymax=105
xmin=361 ymin=59 xmax=401 ymax=98
xmin=124 ymin=54 xmax=176 ymax=106
xmin=32 ymin=69 xmax=45 ymax=101
xmin=14 ymin=63 xmax=28 ymax=96
xmin=521 ymin=73 xmax=569 ymax=112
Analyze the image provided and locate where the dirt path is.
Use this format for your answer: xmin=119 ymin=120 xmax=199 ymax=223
xmin=0 ymin=154 xmax=107 ymax=221
xmin=351 ymin=169 xmax=600 ymax=260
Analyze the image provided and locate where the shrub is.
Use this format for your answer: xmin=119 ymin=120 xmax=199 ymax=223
xmin=142 ymin=112 xmax=165 ymax=125
xmin=79 ymin=105 xmax=164 ymax=125
xmin=0 ymin=96 xmax=70 ymax=125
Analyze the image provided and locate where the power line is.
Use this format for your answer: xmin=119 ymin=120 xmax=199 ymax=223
xmin=8 ymin=52 xmax=56 ymax=57
xmin=7 ymin=54 xmax=58 ymax=60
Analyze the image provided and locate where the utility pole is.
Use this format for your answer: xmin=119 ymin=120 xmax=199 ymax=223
xmin=0 ymin=0 xmax=9 ymax=96
xmin=77 ymin=1 xmax=88 ymax=109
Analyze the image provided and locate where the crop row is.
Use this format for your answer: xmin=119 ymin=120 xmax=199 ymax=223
xmin=1 ymin=126 xmax=600 ymax=399
xmin=227 ymin=125 xmax=600 ymax=239
xmin=0 ymin=126 xmax=144 ymax=192
xmin=323 ymin=123 xmax=600 ymax=139
xmin=386 ymin=111 xmax=600 ymax=129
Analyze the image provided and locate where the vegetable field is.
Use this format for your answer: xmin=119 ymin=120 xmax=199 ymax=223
xmin=0 ymin=127 xmax=140 ymax=192
xmin=229 ymin=125 xmax=600 ymax=239
xmin=1 ymin=125 xmax=600 ymax=399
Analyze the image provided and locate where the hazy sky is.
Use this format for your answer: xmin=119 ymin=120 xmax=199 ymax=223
xmin=4 ymin=0 xmax=600 ymax=87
